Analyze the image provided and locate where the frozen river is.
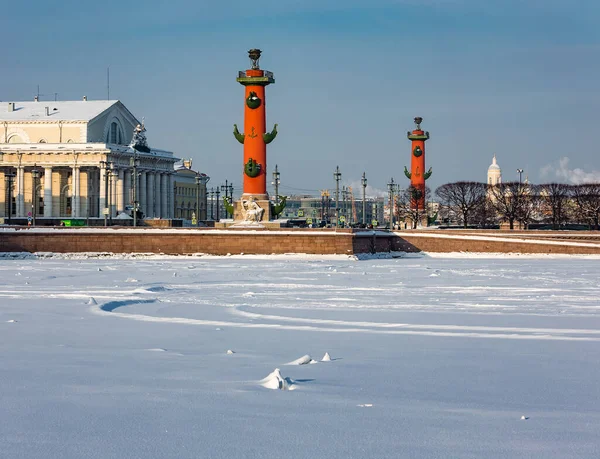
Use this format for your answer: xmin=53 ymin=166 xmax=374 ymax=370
xmin=1 ymin=253 xmax=599 ymax=458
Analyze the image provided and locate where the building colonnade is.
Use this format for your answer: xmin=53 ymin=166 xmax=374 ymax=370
xmin=1 ymin=151 xmax=176 ymax=221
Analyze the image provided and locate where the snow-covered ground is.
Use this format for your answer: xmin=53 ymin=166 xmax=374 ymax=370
xmin=1 ymin=254 xmax=599 ymax=458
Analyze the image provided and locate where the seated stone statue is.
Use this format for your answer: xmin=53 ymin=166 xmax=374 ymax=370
xmin=241 ymin=198 xmax=264 ymax=222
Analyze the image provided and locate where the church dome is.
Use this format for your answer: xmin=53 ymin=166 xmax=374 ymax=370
xmin=487 ymin=154 xmax=502 ymax=185
xmin=488 ymin=154 xmax=501 ymax=171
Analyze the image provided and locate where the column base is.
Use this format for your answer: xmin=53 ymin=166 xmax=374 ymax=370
xmin=233 ymin=195 xmax=272 ymax=224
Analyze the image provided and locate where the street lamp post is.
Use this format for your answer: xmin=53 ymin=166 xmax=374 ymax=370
xmin=100 ymin=161 xmax=106 ymax=226
xmin=387 ymin=177 xmax=396 ymax=229
xmin=108 ymin=165 xmax=114 ymax=225
xmin=195 ymin=173 xmax=210 ymax=222
xmin=5 ymin=172 xmax=15 ymax=225
xmin=100 ymin=160 xmax=113 ymax=226
xmin=272 ymin=164 xmax=280 ymax=203
xmin=195 ymin=174 xmax=201 ymax=226
xmin=333 ymin=166 xmax=341 ymax=227
xmin=31 ymin=168 xmax=40 ymax=226
xmin=361 ymin=172 xmax=367 ymax=225
xmin=215 ymin=187 xmax=221 ymax=221
xmin=221 ymin=180 xmax=233 ymax=218
xmin=342 ymin=186 xmax=347 ymax=227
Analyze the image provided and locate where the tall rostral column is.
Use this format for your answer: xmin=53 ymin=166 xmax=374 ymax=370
xmin=404 ymin=117 xmax=432 ymax=209
xmin=232 ymin=49 xmax=278 ymax=223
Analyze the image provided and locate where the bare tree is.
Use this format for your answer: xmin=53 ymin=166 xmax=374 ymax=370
xmin=537 ymin=183 xmax=573 ymax=229
xmin=488 ymin=181 xmax=532 ymax=230
xmin=473 ymin=197 xmax=498 ymax=228
xmin=435 ymin=182 xmax=487 ymax=228
xmin=572 ymin=183 xmax=600 ymax=229
xmin=396 ymin=186 xmax=430 ymax=229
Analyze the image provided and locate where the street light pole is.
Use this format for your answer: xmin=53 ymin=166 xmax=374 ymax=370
xmin=387 ymin=177 xmax=396 ymax=229
xmin=342 ymin=186 xmax=347 ymax=227
xmin=361 ymin=172 xmax=367 ymax=225
xmin=221 ymin=180 xmax=231 ymax=218
xmin=333 ymin=166 xmax=341 ymax=227
xmin=5 ymin=173 xmax=15 ymax=225
xmin=195 ymin=173 xmax=201 ymax=226
xmin=272 ymin=164 xmax=280 ymax=202
xmin=215 ymin=187 xmax=221 ymax=221
xmin=196 ymin=174 xmax=210 ymax=221
xmin=108 ymin=165 xmax=113 ymax=225
xmin=31 ymin=168 xmax=40 ymax=226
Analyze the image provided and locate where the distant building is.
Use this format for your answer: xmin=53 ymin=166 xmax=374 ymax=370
xmin=0 ymin=98 xmax=178 ymax=222
xmin=173 ymin=159 xmax=209 ymax=222
xmin=278 ymin=194 xmax=384 ymax=227
xmin=487 ymin=154 xmax=502 ymax=185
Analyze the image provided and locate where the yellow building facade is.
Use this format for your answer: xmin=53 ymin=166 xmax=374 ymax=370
xmin=0 ymin=99 xmax=178 ymax=222
xmin=173 ymin=160 xmax=210 ymax=222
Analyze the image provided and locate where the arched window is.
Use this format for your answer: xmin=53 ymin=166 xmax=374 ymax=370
xmin=107 ymin=120 xmax=124 ymax=144
xmin=38 ymin=139 xmax=47 ymax=143
xmin=110 ymin=122 xmax=118 ymax=143
xmin=7 ymin=134 xmax=23 ymax=143
xmin=66 ymin=139 xmax=74 ymax=143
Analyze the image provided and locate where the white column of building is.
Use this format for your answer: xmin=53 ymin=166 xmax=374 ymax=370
xmin=116 ymin=169 xmax=124 ymax=214
xmin=155 ymin=173 xmax=162 ymax=218
xmin=81 ymin=170 xmax=91 ymax=218
xmin=99 ymin=166 xmax=106 ymax=215
xmin=145 ymin=172 xmax=154 ymax=218
xmin=44 ymin=167 xmax=53 ymax=218
xmin=160 ymin=173 xmax=168 ymax=219
xmin=123 ymin=168 xmax=131 ymax=211
xmin=72 ymin=166 xmax=80 ymax=217
xmin=168 ymin=174 xmax=175 ymax=218
xmin=110 ymin=171 xmax=117 ymax=217
xmin=139 ymin=171 xmax=147 ymax=217
xmin=16 ymin=166 xmax=25 ymax=217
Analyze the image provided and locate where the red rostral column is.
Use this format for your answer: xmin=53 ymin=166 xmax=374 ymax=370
xmin=233 ymin=49 xmax=277 ymax=199
xmin=404 ymin=117 xmax=432 ymax=209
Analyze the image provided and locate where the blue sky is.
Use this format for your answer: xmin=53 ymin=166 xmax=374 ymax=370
xmin=2 ymin=0 xmax=599 ymax=196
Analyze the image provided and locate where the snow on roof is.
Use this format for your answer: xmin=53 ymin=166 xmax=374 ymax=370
xmin=0 ymin=100 xmax=120 ymax=122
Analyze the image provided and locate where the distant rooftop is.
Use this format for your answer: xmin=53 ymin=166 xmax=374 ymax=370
xmin=0 ymin=100 xmax=121 ymax=122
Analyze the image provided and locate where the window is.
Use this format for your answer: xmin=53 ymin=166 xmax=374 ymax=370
xmin=38 ymin=139 xmax=47 ymax=143
xmin=110 ymin=122 xmax=118 ymax=143
xmin=7 ymin=135 xmax=23 ymax=143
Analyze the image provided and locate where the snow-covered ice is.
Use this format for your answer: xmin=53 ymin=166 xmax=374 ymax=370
xmin=1 ymin=254 xmax=600 ymax=458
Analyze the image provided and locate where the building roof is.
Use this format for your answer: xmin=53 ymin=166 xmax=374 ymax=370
xmin=0 ymin=100 xmax=120 ymax=122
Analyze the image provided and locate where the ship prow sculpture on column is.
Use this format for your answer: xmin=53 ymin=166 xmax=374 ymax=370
xmin=230 ymin=49 xmax=282 ymax=227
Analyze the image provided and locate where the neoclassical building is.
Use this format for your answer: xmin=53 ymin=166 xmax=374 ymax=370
xmin=173 ymin=159 xmax=210 ymax=221
xmin=0 ymin=98 xmax=178 ymax=222
xmin=487 ymin=154 xmax=502 ymax=186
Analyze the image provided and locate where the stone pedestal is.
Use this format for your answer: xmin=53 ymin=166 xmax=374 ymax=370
xmin=233 ymin=196 xmax=272 ymax=225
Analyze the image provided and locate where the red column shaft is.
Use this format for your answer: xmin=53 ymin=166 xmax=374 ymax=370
xmin=243 ymin=79 xmax=267 ymax=196
xmin=410 ymin=132 xmax=426 ymax=208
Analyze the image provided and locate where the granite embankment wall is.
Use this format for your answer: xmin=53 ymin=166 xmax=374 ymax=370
xmin=1 ymin=229 xmax=600 ymax=255
xmin=393 ymin=231 xmax=600 ymax=255
xmin=0 ymin=229 xmax=368 ymax=255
